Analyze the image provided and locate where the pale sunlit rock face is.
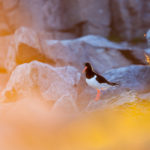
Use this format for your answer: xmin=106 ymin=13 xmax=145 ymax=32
xmin=1 ymin=26 xmax=148 ymax=112
xmin=146 ymin=29 xmax=150 ymax=47
xmin=2 ymin=61 xmax=80 ymax=112
xmin=85 ymin=65 xmax=150 ymax=111
xmin=104 ymin=65 xmax=150 ymax=92
xmin=5 ymin=27 xmax=146 ymax=74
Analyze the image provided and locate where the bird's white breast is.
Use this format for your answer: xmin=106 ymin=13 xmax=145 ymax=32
xmin=86 ymin=75 xmax=111 ymax=90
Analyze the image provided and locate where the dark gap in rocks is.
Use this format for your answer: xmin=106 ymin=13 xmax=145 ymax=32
xmin=16 ymin=43 xmax=56 ymax=65
xmin=130 ymin=38 xmax=147 ymax=45
xmin=108 ymin=31 xmax=123 ymax=43
xmin=46 ymin=21 xmax=87 ymax=38
xmin=119 ymin=50 xmax=145 ymax=65
xmin=108 ymin=0 xmax=124 ymax=42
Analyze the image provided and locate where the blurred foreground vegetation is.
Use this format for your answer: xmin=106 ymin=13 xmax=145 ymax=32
xmin=0 ymin=98 xmax=150 ymax=150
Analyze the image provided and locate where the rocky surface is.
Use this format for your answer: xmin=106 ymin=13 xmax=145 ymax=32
xmin=0 ymin=0 xmax=148 ymax=112
xmin=110 ymin=0 xmax=150 ymax=40
xmin=146 ymin=29 xmax=150 ymax=47
xmin=2 ymin=61 xmax=80 ymax=112
xmin=0 ymin=0 xmax=149 ymax=40
xmin=0 ymin=1 xmax=149 ymax=150
xmin=144 ymin=29 xmax=150 ymax=62
xmin=104 ymin=65 xmax=150 ymax=92
xmin=85 ymin=65 xmax=150 ymax=111
xmin=2 ymin=58 xmax=150 ymax=112
xmin=0 ymin=35 xmax=12 ymax=72
xmin=0 ymin=0 xmax=110 ymax=39
xmin=5 ymin=27 xmax=146 ymax=73
xmin=0 ymin=25 xmax=147 ymax=112
xmin=5 ymin=27 xmax=56 ymax=72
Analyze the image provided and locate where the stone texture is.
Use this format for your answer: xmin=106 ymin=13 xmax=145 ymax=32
xmin=5 ymin=27 xmax=55 ymax=72
xmin=110 ymin=0 xmax=150 ymax=40
xmin=37 ymin=34 xmax=146 ymax=74
xmin=0 ymin=0 xmax=110 ymax=39
xmin=0 ymin=0 xmax=149 ymax=40
xmin=85 ymin=65 xmax=150 ymax=111
xmin=104 ymin=65 xmax=150 ymax=92
xmin=5 ymin=27 xmax=146 ymax=73
xmin=146 ymin=29 xmax=150 ymax=47
xmin=0 ymin=35 xmax=12 ymax=72
xmin=78 ymin=64 xmax=150 ymax=110
xmin=86 ymin=90 xmax=137 ymax=112
xmin=2 ymin=61 xmax=80 ymax=113
xmin=1 ymin=0 xmax=110 ymax=39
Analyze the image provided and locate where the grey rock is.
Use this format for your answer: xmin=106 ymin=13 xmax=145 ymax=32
xmin=78 ymin=0 xmax=110 ymax=37
xmin=1 ymin=0 xmax=110 ymax=38
xmin=0 ymin=0 xmax=149 ymax=41
xmin=103 ymin=65 xmax=150 ymax=92
xmin=6 ymin=27 xmax=146 ymax=74
xmin=2 ymin=61 xmax=80 ymax=112
xmin=85 ymin=65 xmax=150 ymax=111
xmin=86 ymin=90 xmax=137 ymax=112
xmin=110 ymin=0 xmax=150 ymax=40
xmin=5 ymin=27 xmax=55 ymax=72
xmin=146 ymin=29 xmax=150 ymax=47
xmin=42 ymin=34 xmax=145 ymax=73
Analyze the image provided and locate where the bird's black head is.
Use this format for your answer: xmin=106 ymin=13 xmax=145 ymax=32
xmin=83 ymin=62 xmax=94 ymax=78
xmin=84 ymin=62 xmax=92 ymax=68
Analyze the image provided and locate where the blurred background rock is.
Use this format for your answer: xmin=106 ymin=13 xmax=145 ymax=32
xmin=0 ymin=0 xmax=149 ymax=41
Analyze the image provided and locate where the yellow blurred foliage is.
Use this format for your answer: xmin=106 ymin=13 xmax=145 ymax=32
xmin=0 ymin=98 xmax=150 ymax=150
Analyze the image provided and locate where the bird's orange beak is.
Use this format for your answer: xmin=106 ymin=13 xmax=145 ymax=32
xmin=82 ymin=66 xmax=87 ymax=74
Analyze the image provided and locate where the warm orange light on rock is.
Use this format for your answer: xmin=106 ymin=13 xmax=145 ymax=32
xmin=144 ymin=53 xmax=150 ymax=64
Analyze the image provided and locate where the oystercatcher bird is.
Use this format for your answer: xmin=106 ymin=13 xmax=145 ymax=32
xmin=82 ymin=62 xmax=118 ymax=101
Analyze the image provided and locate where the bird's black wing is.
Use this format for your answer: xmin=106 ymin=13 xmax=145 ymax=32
xmin=95 ymin=72 xmax=119 ymax=86
xmin=95 ymin=72 xmax=110 ymax=84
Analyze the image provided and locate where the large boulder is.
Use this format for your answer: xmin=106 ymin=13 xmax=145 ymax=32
xmin=85 ymin=65 xmax=150 ymax=111
xmin=5 ymin=27 xmax=55 ymax=72
xmin=104 ymin=65 xmax=150 ymax=92
xmin=5 ymin=27 xmax=146 ymax=73
xmin=2 ymin=61 xmax=81 ymax=112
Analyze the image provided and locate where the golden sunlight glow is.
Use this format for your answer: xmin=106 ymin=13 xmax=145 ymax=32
xmin=0 ymin=97 xmax=150 ymax=150
xmin=144 ymin=53 xmax=150 ymax=65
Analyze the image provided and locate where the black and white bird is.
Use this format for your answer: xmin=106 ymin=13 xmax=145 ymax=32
xmin=82 ymin=62 xmax=118 ymax=101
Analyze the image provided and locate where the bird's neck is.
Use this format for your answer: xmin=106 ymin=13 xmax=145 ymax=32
xmin=86 ymin=68 xmax=95 ymax=79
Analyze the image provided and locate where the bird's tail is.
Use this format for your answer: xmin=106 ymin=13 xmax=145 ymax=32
xmin=110 ymin=82 xmax=119 ymax=86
